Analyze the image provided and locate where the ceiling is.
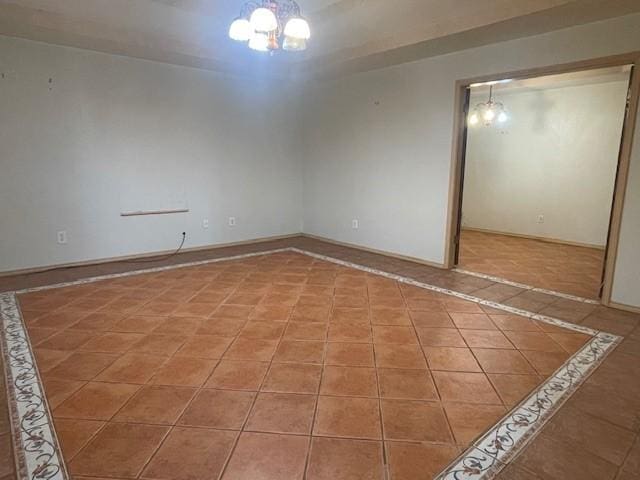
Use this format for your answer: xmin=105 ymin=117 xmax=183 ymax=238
xmin=0 ymin=0 xmax=639 ymax=78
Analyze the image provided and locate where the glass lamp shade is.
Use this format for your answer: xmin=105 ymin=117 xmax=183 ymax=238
xmin=283 ymin=17 xmax=310 ymax=39
xmin=250 ymin=7 xmax=278 ymax=32
xmin=248 ymin=32 xmax=269 ymax=52
xmin=282 ymin=35 xmax=307 ymax=51
xmin=229 ymin=18 xmax=252 ymax=41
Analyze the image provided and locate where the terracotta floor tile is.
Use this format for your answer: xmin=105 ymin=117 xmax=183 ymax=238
xmin=245 ymin=392 xmax=316 ymax=434
xmin=111 ymin=315 xmax=166 ymax=333
xmin=381 ymin=399 xmax=453 ymax=443
xmin=141 ymin=427 xmax=237 ymax=480
xmin=273 ymin=340 xmax=325 ymax=363
xmin=174 ymin=335 xmax=233 ymax=358
xmin=432 ymin=371 xmax=502 ymax=404
xmin=547 ymin=332 xmax=591 ymax=353
xmin=113 ymin=385 xmax=196 ymax=424
xmin=37 ymin=330 xmax=93 ymax=351
xmin=458 ymin=328 xmax=513 ymax=349
xmin=624 ymin=438 xmax=640 ymax=473
xmin=449 ymin=313 xmax=497 ymax=330
xmin=473 ymin=348 xmax=536 ymax=374
xmin=424 ymin=347 xmax=482 ymax=372
xmin=320 ymin=366 xmax=378 ymax=397
xmin=444 ymin=299 xmax=485 ymax=314
xmin=46 ymin=352 xmax=118 ymax=381
xmin=328 ymin=323 xmax=372 ymax=343
xmin=330 ymin=307 xmax=369 ymax=324
xmin=41 ymin=377 xmax=86 ymax=409
xmin=262 ymin=363 xmax=322 ymax=394
xmin=372 ymin=326 xmax=418 ymax=344
xmin=409 ymin=312 xmax=455 ymax=328
xmin=54 ymin=418 xmax=105 ymax=460
xmin=544 ymin=406 xmax=636 ymax=466
xmin=212 ymin=304 xmax=254 ymax=319
xmin=30 ymin=310 xmax=89 ymax=330
xmin=512 ymin=433 xmax=618 ymax=480
xmin=151 ymin=356 xmax=217 ymax=387
xmin=386 ymin=441 xmax=459 ymax=480
xmin=221 ymin=432 xmax=309 ymax=480
xmin=197 ymin=317 xmax=246 ymax=336
xmin=179 ymin=389 xmax=255 ymax=429
xmin=205 ymin=360 xmax=269 ymax=391
xmin=283 ymin=322 xmax=328 ymax=340
xmin=416 ymin=327 xmax=467 ymax=347
xmin=306 ymin=437 xmax=384 ymax=480
xmin=374 ymin=344 xmax=427 ymax=369
xmin=370 ymin=308 xmax=411 ymax=326
xmin=151 ymin=316 xmax=202 ymax=335
xmin=520 ymin=350 xmax=570 ymax=375
xmin=237 ymin=320 xmax=285 ymax=340
xmin=504 ymin=331 xmax=565 ymax=352
xmin=314 ymin=396 xmax=382 ymax=439
xmin=291 ymin=305 xmax=330 ymax=322
xmin=377 ymin=368 xmax=438 ymax=400
xmin=223 ymin=338 xmax=278 ymax=361
xmin=95 ymin=353 xmax=167 ymax=384
xmin=444 ymin=403 xmax=506 ymax=445
xmin=130 ymin=334 xmax=187 ymax=356
xmin=135 ymin=301 xmax=180 ymax=317
xmin=54 ymin=382 xmax=140 ymax=420
xmin=77 ymin=332 xmax=144 ymax=353
xmin=325 ymin=342 xmax=375 ymax=366
xmin=490 ymin=315 xmax=542 ymax=332
xmin=488 ymin=374 xmax=541 ymax=406
xmin=69 ymin=422 xmax=169 ymax=478
xmin=225 ymin=293 xmax=265 ymax=306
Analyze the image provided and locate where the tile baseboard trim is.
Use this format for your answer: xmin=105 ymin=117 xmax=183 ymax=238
xmin=453 ymin=268 xmax=601 ymax=305
xmin=0 ymin=246 xmax=620 ymax=480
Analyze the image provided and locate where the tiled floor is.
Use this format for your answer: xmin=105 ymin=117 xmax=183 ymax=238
xmin=15 ymin=251 xmax=592 ymax=479
xmin=458 ymin=229 xmax=605 ymax=299
xmin=1 ymin=235 xmax=640 ymax=480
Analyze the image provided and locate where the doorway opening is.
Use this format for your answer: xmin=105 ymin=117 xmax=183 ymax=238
xmin=447 ymin=59 xmax=639 ymax=303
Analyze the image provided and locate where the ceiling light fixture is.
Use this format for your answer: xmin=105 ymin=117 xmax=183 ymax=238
xmin=468 ymin=85 xmax=508 ymax=127
xmin=229 ymin=1 xmax=311 ymax=53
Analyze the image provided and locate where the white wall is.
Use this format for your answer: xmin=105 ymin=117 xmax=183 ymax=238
xmin=0 ymin=36 xmax=302 ymax=272
xmin=462 ymin=80 xmax=629 ymax=247
xmin=299 ymin=13 xmax=640 ymax=307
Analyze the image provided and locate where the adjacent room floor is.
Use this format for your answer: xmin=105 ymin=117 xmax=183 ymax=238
xmin=458 ymin=230 xmax=606 ymax=300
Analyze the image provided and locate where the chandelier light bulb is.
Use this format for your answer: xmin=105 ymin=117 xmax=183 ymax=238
xmin=229 ymin=18 xmax=252 ymax=41
xmin=498 ymin=111 xmax=508 ymax=123
xmin=483 ymin=108 xmax=495 ymax=122
xmin=283 ymin=35 xmax=307 ymax=51
xmin=468 ymin=112 xmax=479 ymax=126
xmin=250 ymin=7 xmax=278 ymax=32
xmin=248 ymin=32 xmax=270 ymax=52
xmin=284 ymin=17 xmax=311 ymax=39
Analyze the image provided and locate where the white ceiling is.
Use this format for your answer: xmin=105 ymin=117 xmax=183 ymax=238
xmin=1 ymin=0 xmax=639 ymax=77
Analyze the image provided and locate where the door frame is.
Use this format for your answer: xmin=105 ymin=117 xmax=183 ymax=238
xmin=443 ymin=51 xmax=640 ymax=307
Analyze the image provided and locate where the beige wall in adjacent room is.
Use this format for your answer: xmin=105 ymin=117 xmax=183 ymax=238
xmin=462 ymin=79 xmax=629 ymax=248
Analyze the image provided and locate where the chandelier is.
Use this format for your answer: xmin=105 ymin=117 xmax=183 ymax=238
xmin=229 ymin=0 xmax=311 ymax=52
xmin=468 ymin=85 xmax=508 ymax=127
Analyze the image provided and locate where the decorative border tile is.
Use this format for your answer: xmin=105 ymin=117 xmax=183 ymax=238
xmin=453 ymin=268 xmax=601 ymax=305
xmin=0 ymin=247 xmax=620 ymax=480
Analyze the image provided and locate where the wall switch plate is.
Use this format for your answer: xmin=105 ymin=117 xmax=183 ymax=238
xmin=57 ymin=230 xmax=68 ymax=244
xmin=202 ymin=219 xmax=209 ymax=229
xmin=228 ymin=217 xmax=236 ymax=227
xmin=352 ymin=219 xmax=359 ymax=229
xmin=537 ymin=215 xmax=544 ymax=224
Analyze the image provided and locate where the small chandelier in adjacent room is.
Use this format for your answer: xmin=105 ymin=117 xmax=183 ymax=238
xmin=229 ymin=0 xmax=311 ymax=53
xmin=468 ymin=85 xmax=509 ymax=127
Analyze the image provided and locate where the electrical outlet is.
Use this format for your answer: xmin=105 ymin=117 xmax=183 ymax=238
xmin=352 ymin=219 xmax=359 ymax=229
xmin=537 ymin=215 xmax=544 ymax=224
xmin=57 ymin=230 xmax=68 ymax=244
xmin=228 ymin=217 xmax=236 ymax=227
xmin=202 ymin=219 xmax=209 ymax=229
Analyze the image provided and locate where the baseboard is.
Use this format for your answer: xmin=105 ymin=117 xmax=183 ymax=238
xmin=0 ymin=233 xmax=303 ymax=277
xmin=462 ymin=227 xmax=606 ymax=250
xmin=300 ymin=233 xmax=445 ymax=269
xmin=606 ymin=300 xmax=640 ymax=314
